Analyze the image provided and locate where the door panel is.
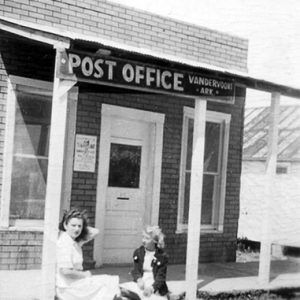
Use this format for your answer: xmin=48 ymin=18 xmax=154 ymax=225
xmin=103 ymin=117 xmax=150 ymax=263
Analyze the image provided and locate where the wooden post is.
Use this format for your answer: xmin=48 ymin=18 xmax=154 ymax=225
xmin=185 ymin=98 xmax=207 ymax=300
xmin=41 ymin=48 xmax=76 ymax=299
xmin=258 ymin=92 xmax=280 ymax=284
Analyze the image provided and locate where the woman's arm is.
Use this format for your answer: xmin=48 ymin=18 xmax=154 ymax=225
xmin=86 ymin=226 xmax=99 ymax=240
xmin=59 ymin=268 xmax=91 ymax=280
xmin=79 ymin=227 xmax=99 ymax=246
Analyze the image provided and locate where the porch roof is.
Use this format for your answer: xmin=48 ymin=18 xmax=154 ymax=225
xmin=1 ymin=15 xmax=300 ymax=98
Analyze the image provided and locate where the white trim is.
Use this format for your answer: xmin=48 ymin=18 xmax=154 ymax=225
xmin=206 ymin=110 xmax=231 ymax=124
xmin=151 ymin=121 xmax=164 ymax=225
xmin=61 ymin=87 xmax=78 ymax=215
xmin=94 ymin=113 xmax=111 ymax=266
xmin=8 ymin=75 xmax=53 ymax=91
xmin=258 ymin=92 xmax=281 ymax=284
xmin=176 ymin=108 xmax=190 ymax=230
xmin=101 ymin=104 xmax=165 ymax=124
xmin=177 ymin=106 xmax=231 ymax=233
xmin=0 ymin=79 xmax=16 ymax=228
xmin=41 ymin=48 xmax=77 ymax=299
xmin=13 ymin=154 xmax=48 ymax=159
xmin=9 ymin=219 xmax=44 ymax=228
xmin=0 ymin=225 xmax=44 ymax=232
xmin=218 ymin=112 xmax=231 ymax=232
xmin=94 ymin=104 xmax=165 ymax=266
xmin=110 ymin=136 xmax=142 ymax=146
xmin=186 ymin=98 xmax=207 ymax=300
xmin=183 ymin=106 xmax=194 ymax=118
xmin=0 ymin=76 xmax=52 ymax=228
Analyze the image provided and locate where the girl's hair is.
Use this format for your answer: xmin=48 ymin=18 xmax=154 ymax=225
xmin=59 ymin=208 xmax=89 ymax=242
xmin=144 ymin=225 xmax=165 ymax=249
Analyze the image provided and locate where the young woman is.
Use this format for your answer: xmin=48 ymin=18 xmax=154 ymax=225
xmin=56 ymin=208 xmax=121 ymax=300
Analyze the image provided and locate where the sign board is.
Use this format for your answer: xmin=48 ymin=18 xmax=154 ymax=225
xmin=74 ymin=134 xmax=97 ymax=172
xmin=59 ymin=49 xmax=235 ymax=103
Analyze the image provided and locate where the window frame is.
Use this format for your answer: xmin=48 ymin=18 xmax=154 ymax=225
xmin=0 ymin=76 xmax=53 ymax=230
xmin=177 ymin=106 xmax=231 ymax=233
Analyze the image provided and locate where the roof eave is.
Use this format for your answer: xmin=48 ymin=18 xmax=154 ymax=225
xmin=0 ymin=16 xmax=300 ymax=99
xmin=0 ymin=18 xmax=70 ymax=48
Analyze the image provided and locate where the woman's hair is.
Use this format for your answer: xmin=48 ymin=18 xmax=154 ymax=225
xmin=144 ymin=225 xmax=165 ymax=249
xmin=59 ymin=208 xmax=89 ymax=242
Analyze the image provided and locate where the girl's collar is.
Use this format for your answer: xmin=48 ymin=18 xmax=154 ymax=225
xmin=145 ymin=247 xmax=156 ymax=253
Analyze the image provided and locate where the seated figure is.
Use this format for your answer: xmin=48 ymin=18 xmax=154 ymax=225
xmin=56 ymin=208 xmax=121 ymax=300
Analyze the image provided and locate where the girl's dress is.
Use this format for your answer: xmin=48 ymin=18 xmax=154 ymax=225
xmin=120 ymin=247 xmax=168 ymax=300
xmin=56 ymin=231 xmax=120 ymax=300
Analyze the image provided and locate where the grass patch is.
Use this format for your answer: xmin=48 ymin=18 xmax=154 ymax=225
xmin=197 ymin=287 xmax=300 ymax=299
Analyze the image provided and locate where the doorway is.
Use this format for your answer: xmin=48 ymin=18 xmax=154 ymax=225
xmin=94 ymin=104 xmax=165 ymax=265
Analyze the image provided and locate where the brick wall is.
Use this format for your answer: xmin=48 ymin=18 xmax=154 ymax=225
xmin=0 ymin=231 xmax=43 ymax=270
xmin=0 ymin=0 xmax=248 ymax=72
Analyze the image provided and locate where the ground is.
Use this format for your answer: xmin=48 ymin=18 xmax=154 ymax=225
xmin=230 ymin=249 xmax=300 ymax=300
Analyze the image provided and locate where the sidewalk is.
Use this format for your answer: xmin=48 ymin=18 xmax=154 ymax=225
xmin=1 ymin=257 xmax=300 ymax=299
xmin=93 ymin=257 xmax=300 ymax=295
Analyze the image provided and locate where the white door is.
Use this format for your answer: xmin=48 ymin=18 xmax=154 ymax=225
xmin=104 ymin=116 xmax=150 ymax=263
xmin=94 ymin=105 xmax=165 ymax=266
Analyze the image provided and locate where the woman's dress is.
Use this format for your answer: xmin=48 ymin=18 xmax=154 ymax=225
xmin=56 ymin=231 xmax=119 ymax=300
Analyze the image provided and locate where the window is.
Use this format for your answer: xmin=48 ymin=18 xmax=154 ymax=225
xmin=0 ymin=76 xmax=53 ymax=228
xmin=108 ymin=143 xmax=142 ymax=188
xmin=177 ymin=106 xmax=231 ymax=232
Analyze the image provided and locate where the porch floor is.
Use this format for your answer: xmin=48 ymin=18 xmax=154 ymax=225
xmin=94 ymin=258 xmax=300 ymax=295
xmin=1 ymin=257 xmax=300 ymax=299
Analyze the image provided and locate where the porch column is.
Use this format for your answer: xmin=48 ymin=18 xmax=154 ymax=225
xmin=41 ymin=48 xmax=76 ymax=299
xmin=185 ymin=98 xmax=207 ymax=300
xmin=258 ymin=92 xmax=281 ymax=284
